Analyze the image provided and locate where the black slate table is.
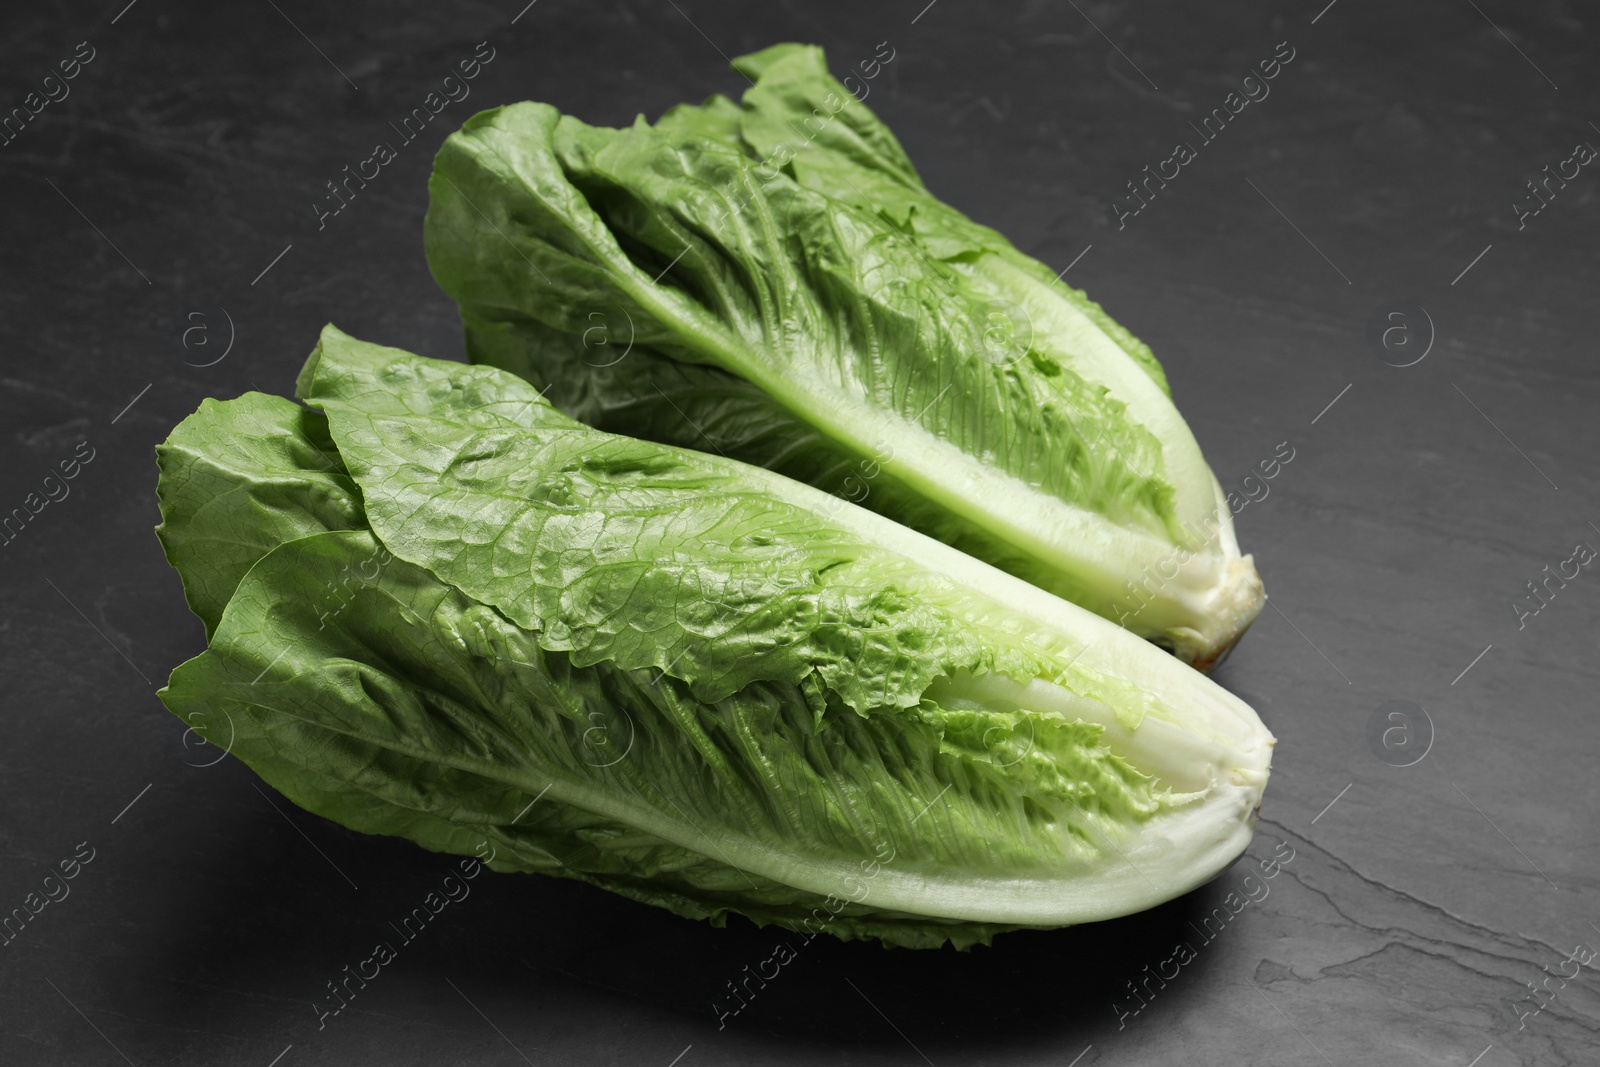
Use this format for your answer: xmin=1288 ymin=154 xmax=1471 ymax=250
xmin=3 ymin=2 xmax=1597 ymax=1064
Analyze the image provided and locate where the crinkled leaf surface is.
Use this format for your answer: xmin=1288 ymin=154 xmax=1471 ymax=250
xmin=157 ymin=326 xmax=1274 ymax=947
xmin=425 ymin=46 xmax=1265 ymax=665
xmin=154 ymin=393 xmax=361 ymax=637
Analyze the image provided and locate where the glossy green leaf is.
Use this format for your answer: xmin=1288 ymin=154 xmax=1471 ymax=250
xmin=157 ymin=326 xmax=1274 ymax=947
xmin=425 ymin=46 xmax=1265 ymax=666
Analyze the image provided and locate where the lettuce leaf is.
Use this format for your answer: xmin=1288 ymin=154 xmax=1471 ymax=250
xmin=424 ymin=45 xmax=1263 ymax=668
xmin=156 ymin=326 xmax=1274 ymax=948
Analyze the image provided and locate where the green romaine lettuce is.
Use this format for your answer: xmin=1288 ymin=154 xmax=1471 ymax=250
xmin=423 ymin=44 xmax=1263 ymax=668
xmin=156 ymin=326 xmax=1273 ymax=948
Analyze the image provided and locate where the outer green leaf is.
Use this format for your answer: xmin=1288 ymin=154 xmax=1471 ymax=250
xmin=424 ymin=52 xmax=1264 ymax=667
xmin=721 ymin=43 xmax=1172 ymax=395
xmin=162 ymin=526 xmax=1026 ymax=948
xmin=308 ymin=328 xmax=1271 ymax=917
xmin=150 ymin=395 xmax=956 ymax=941
xmin=158 ymin=328 xmax=1274 ymax=946
xmin=154 ymin=393 xmax=361 ymax=637
xmin=297 ymin=326 xmax=1008 ymax=714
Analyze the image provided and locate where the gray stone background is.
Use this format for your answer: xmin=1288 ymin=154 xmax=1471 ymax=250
xmin=1 ymin=1 xmax=1595 ymax=1064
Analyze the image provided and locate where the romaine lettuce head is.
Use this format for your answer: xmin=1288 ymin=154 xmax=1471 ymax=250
xmin=423 ymin=44 xmax=1264 ymax=669
xmin=155 ymin=326 xmax=1274 ymax=948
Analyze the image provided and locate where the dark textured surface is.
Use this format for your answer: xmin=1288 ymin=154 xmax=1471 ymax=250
xmin=3 ymin=2 xmax=1598 ymax=1064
